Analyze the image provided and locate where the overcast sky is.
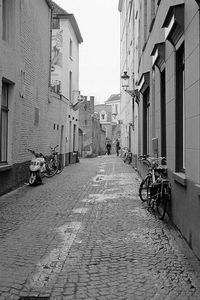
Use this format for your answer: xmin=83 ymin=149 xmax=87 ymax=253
xmin=54 ymin=0 xmax=120 ymax=104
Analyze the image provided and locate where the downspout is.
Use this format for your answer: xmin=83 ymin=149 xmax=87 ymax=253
xmin=48 ymin=6 xmax=53 ymax=95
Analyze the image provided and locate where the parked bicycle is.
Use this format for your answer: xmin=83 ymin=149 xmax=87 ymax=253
xmin=139 ymin=155 xmax=170 ymax=219
xmin=121 ymin=147 xmax=132 ymax=164
xmin=48 ymin=145 xmax=64 ymax=175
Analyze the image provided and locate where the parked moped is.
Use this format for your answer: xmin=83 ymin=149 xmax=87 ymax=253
xmin=27 ymin=149 xmax=46 ymax=185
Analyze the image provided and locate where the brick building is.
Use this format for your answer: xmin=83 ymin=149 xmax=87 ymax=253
xmin=79 ymin=96 xmax=106 ymax=157
xmin=0 ymin=0 xmax=82 ymax=195
xmin=94 ymin=104 xmax=113 ymax=141
xmin=0 ymin=0 xmax=52 ymax=195
xmin=119 ymin=0 xmax=200 ymax=260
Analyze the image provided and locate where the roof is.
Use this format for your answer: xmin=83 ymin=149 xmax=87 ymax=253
xmin=95 ymin=104 xmax=112 ymax=112
xmin=51 ymin=1 xmax=83 ymax=44
xmin=105 ymin=93 xmax=121 ymax=103
xmin=45 ymin=0 xmax=53 ymax=8
xmin=49 ymin=0 xmax=68 ymax=14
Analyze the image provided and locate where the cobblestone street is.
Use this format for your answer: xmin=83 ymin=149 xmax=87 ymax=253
xmin=0 ymin=155 xmax=200 ymax=300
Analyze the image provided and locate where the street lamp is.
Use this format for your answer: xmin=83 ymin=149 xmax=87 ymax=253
xmin=121 ymin=71 xmax=138 ymax=98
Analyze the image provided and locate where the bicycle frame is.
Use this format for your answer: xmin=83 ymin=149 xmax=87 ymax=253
xmin=139 ymin=155 xmax=169 ymax=218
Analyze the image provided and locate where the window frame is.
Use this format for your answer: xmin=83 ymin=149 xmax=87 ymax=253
xmin=2 ymin=0 xmax=8 ymax=41
xmin=143 ymin=87 xmax=150 ymax=155
xmin=160 ymin=69 xmax=166 ymax=158
xmin=175 ymin=43 xmax=185 ymax=172
xmin=0 ymin=82 xmax=9 ymax=163
xmin=69 ymin=39 xmax=73 ymax=59
xmin=69 ymin=71 xmax=72 ymax=102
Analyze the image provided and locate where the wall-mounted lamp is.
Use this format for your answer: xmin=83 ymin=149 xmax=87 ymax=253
xmin=129 ymin=122 xmax=134 ymax=130
xmin=121 ymin=71 xmax=136 ymax=97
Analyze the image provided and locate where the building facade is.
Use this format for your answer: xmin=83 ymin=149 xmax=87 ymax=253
xmin=119 ymin=0 xmax=139 ymax=165
xmin=105 ymin=93 xmax=121 ymax=124
xmin=0 ymin=0 xmax=83 ymax=195
xmin=0 ymin=0 xmax=52 ymax=195
xmin=79 ymin=96 xmax=106 ymax=157
xmin=119 ymin=0 xmax=200 ymax=260
xmin=50 ymin=1 xmax=83 ymax=165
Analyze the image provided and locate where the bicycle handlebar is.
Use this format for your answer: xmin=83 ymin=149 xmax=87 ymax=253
xmin=28 ymin=149 xmax=45 ymax=158
xmin=50 ymin=145 xmax=59 ymax=153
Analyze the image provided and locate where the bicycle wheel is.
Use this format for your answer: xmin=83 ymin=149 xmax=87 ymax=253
xmin=156 ymin=185 xmax=168 ymax=219
xmin=56 ymin=159 xmax=64 ymax=174
xmin=139 ymin=174 xmax=152 ymax=202
xmin=45 ymin=159 xmax=58 ymax=177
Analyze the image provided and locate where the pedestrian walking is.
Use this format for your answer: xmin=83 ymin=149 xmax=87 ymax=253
xmin=106 ymin=142 xmax=111 ymax=155
xmin=116 ymin=139 xmax=120 ymax=156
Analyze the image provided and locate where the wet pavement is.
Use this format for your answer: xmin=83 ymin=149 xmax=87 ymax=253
xmin=0 ymin=155 xmax=200 ymax=300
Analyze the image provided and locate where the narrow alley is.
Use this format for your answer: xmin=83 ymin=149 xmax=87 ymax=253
xmin=0 ymin=156 xmax=200 ymax=300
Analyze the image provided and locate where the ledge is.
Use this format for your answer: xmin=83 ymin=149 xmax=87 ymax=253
xmin=0 ymin=164 xmax=13 ymax=172
xmin=194 ymin=184 xmax=200 ymax=195
xmin=173 ymin=172 xmax=187 ymax=187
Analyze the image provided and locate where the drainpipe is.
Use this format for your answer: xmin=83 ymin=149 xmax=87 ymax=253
xmin=48 ymin=6 xmax=53 ymax=93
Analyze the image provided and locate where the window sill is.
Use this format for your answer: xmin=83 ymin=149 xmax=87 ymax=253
xmin=0 ymin=164 xmax=13 ymax=172
xmin=173 ymin=172 xmax=187 ymax=187
xmin=194 ymin=184 xmax=200 ymax=195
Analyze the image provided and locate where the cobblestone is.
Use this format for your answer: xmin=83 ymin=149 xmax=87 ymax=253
xmin=0 ymin=156 xmax=200 ymax=299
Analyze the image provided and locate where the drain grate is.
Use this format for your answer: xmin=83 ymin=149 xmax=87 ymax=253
xmin=19 ymin=297 xmax=50 ymax=300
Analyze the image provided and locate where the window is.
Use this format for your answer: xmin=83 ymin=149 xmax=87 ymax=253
xmin=151 ymin=0 xmax=156 ymax=19
xmin=73 ymin=124 xmax=76 ymax=152
xmin=69 ymin=71 xmax=72 ymax=102
xmin=160 ymin=69 xmax=166 ymax=157
xmin=52 ymin=18 xmax=60 ymax=29
xmin=176 ymin=43 xmax=185 ymax=172
xmin=69 ymin=39 xmax=73 ymax=58
xmin=128 ymin=0 xmax=133 ymax=22
xmin=2 ymin=0 xmax=14 ymax=42
xmin=132 ymin=99 xmax=135 ymax=130
xmin=34 ymin=108 xmax=39 ymax=126
xmin=0 ymin=83 xmax=9 ymax=163
xmin=115 ymin=104 xmax=118 ymax=114
xmin=143 ymin=88 xmax=150 ymax=155
xmin=144 ymin=0 xmax=147 ymax=43
xmin=149 ymin=0 xmax=156 ymax=32
xmin=2 ymin=0 xmax=7 ymax=40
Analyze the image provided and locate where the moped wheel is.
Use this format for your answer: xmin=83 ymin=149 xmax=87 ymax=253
xmin=139 ymin=174 xmax=152 ymax=202
xmin=29 ymin=173 xmax=37 ymax=186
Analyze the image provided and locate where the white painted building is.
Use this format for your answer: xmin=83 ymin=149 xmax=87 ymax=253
xmin=105 ymin=93 xmax=121 ymax=124
xmin=51 ymin=1 xmax=83 ymax=164
xmin=118 ymin=0 xmax=139 ymax=166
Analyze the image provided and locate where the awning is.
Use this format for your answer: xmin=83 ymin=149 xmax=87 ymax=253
xmin=162 ymin=4 xmax=184 ymax=47
xmin=138 ymin=72 xmax=150 ymax=94
xmin=151 ymin=42 xmax=165 ymax=72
